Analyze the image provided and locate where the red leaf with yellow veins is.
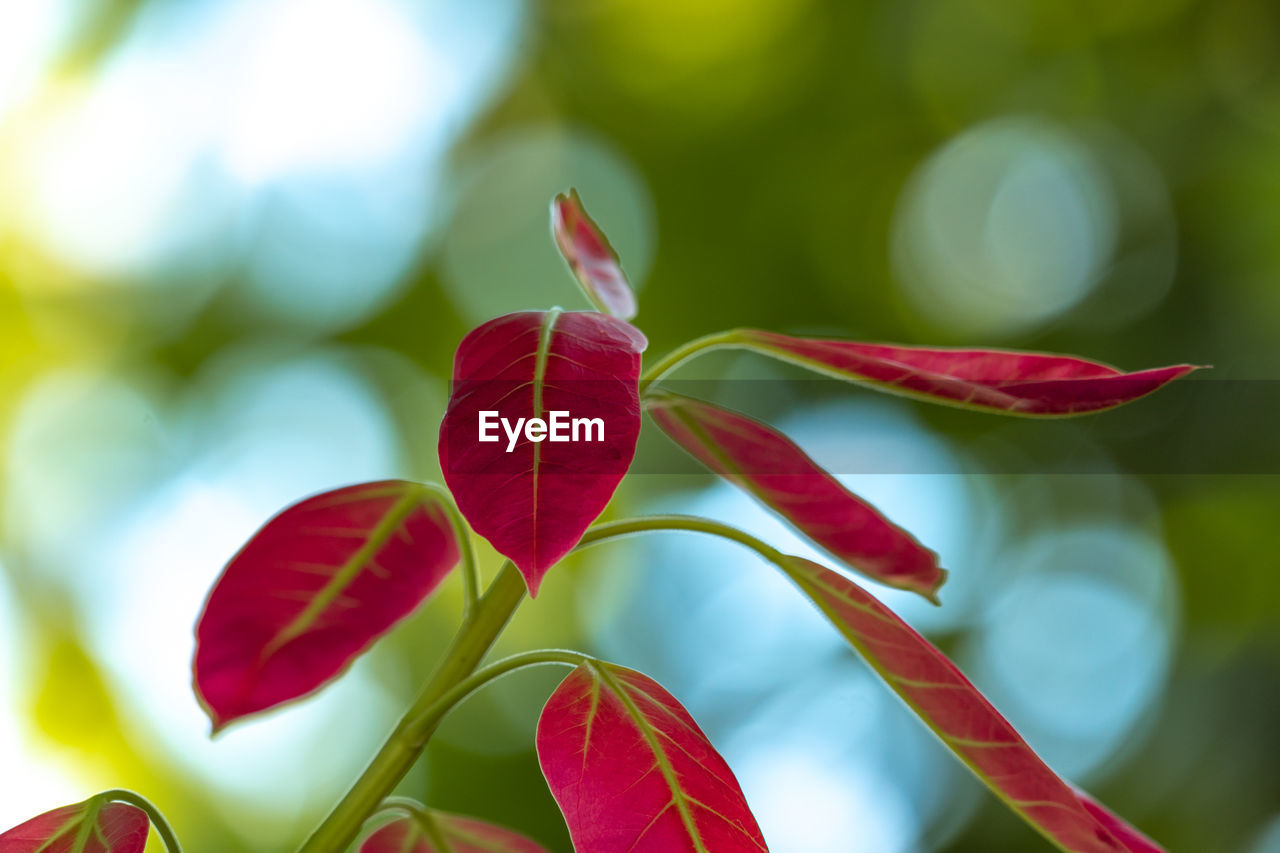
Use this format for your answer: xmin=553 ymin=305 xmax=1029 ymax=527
xmin=1072 ymin=788 xmax=1165 ymax=853
xmin=647 ymin=392 xmax=945 ymax=601
xmin=723 ymin=329 xmax=1199 ymax=416
xmin=551 ymin=189 xmax=638 ymax=320
xmin=0 ymin=799 xmax=148 ymax=853
xmin=783 ymin=556 xmax=1165 ymax=853
xmin=360 ymin=809 xmax=549 ymax=853
xmin=438 ymin=310 xmax=646 ymax=595
xmin=193 ymin=480 xmax=461 ymax=730
xmin=536 ymin=661 xmax=768 ymax=853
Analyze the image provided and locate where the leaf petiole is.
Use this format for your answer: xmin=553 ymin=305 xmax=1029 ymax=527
xmin=98 ymin=790 xmax=183 ymax=853
xmin=406 ymin=649 xmax=591 ymax=740
xmin=637 ymin=330 xmax=742 ymax=395
xmin=423 ymin=483 xmax=481 ymax=615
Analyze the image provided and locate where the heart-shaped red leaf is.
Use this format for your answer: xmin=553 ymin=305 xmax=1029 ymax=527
xmin=438 ymin=310 xmax=646 ymax=595
xmin=360 ymin=809 xmax=549 ymax=853
xmin=783 ymin=556 xmax=1165 ymax=853
xmin=0 ymin=799 xmax=148 ymax=853
xmin=727 ymin=329 xmax=1199 ymax=416
xmin=647 ymin=392 xmax=945 ymax=600
xmin=537 ymin=661 xmax=768 ymax=853
xmin=551 ymin=189 xmax=638 ymax=320
xmin=194 ymin=480 xmax=460 ymax=730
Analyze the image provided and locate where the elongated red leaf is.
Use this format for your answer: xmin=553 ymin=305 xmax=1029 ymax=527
xmin=1072 ymin=788 xmax=1164 ymax=853
xmin=552 ymin=189 xmax=638 ymax=319
xmin=723 ymin=329 xmax=1199 ymax=416
xmin=194 ymin=480 xmax=460 ymax=730
xmin=537 ymin=661 xmax=768 ymax=853
xmin=0 ymin=799 xmax=148 ymax=853
xmin=782 ymin=555 xmax=1165 ymax=853
xmin=360 ymin=809 xmax=549 ymax=853
xmin=647 ymin=392 xmax=945 ymax=600
xmin=438 ymin=310 xmax=646 ymax=595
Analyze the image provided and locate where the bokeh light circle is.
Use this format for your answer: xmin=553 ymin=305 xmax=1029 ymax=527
xmin=893 ymin=117 xmax=1118 ymax=337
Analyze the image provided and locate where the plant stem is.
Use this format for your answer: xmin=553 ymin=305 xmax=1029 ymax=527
xmin=638 ymin=330 xmax=742 ymax=396
xmin=424 ymin=484 xmax=480 ymax=615
xmin=407 ymin=649 xmax=590 ymax=737
xmin=100 ymin=789 xmax=183 ymax=853
xmin=580 ymin=514 xmax=790 ymax=564
xmin=296 ymin=562 xmax=526 ymax=853
xmin=297 ymin=515 xmax=788 ymax=853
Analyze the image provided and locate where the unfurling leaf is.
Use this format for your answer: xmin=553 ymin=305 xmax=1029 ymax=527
xmin=0 ymin=798 xmax=148 ymax=853
xmin=360 ymin=809 xmax=549 ymax=853
xmin=783 ymin=556 xmax=1165 ymax=853
xmin=439 ymin=310 xmax=647 ymax=595
xmin=194 ymin=480 xmax=461 ymax=730
xmin=647 ymin=392 xmax=945 ymax=600
xmin=725 ymin=329 xmax=1199 ymax=416
xmin=537 ymin=661 xmax=768 ymax=853
xmin=551 ymin=189 xmax=638 ymax=320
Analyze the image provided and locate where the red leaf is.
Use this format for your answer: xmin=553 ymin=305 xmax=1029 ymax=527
xmin=1073 ymin=788 xmax=1165 ymax=853
xmin=551 ymin=189 xmax=638 ymax=320
xmin=784 ymin=556 xmax=1165 ymax=853
xmin=647 ymin=392 xmax=945 ymax=600
xmin=536 ymin=661 xmax=768 ymax=853
xmin=0 ymin=799 xmax=148 ymax=853
xmin=728 ymin=329 xmax=1199 ymax=416
xmin=360 ymin=810 xmax=549 ymax=853
xmin=194 ymin=480 xmax=460 ymax=730
xmin=438 ymin=310 xmax=647 ymax=595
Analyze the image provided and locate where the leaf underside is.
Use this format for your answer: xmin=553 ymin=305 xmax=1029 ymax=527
xmin=784 ymin=555 xmax=1164 ymax=853
xmin=537 ymin=661 xmax=768 ymax=853
xmin=193 ymin=479 xmax=461 ymax=729
xmin=647 ymin=391 xmax=946 ymax=600
xmin=0 ymin=800 xmax=149 ymax=853
xmin=732 ymin=329 xmax=1199 ymax=416
xmin=359 ymin=809 xmax=550 ymax=853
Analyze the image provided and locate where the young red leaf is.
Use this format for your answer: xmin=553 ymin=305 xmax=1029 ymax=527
xmin=0 ymin=799 xmax=148 ymax=853
xmin=724 ymin=329 xmax=1199 ymax=416
xmin=360 ymin=810 xmax=549 ymax=853
xmin=438 ymin=310 xmax=647 ymax=595
xmin=647 ymin=392 xmax=945 ymax=601
xmin=782 ymin=555 xmax=1165 ymax=853
xmin=536 ymin=661 xmax=768 ymax=853
xmin=194 ymin=480 xmax=461 ymax=730
xmin=1072 ymin=788 xmax=1165 ymax=853
xmin=551 ymin=189 xmax=638 ymax=320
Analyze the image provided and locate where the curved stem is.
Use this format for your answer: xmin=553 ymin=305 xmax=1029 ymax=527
xmin=638 ymin=330 xmax=743 ymax=396
xmin=423 ymin=483 xmax=480 ymax=614
xmin=407 ymin=649 xmax=590 ymax=738
xmin=370 ymin=798 xmax=452 ymax=850
xmin=298 ymin=515 xmax=792 ymax=853
xmin=99 ymin=790 xmax=183 ymax=853
xmin=579 ymin=514 xmax=791 ymax=566
xmin=297 ymin=562 xmax=526 ymax=853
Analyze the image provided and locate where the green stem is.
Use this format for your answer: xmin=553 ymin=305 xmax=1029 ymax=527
xmin=423 ymin=484 xmax=480 ymax=614
xmin=580 ymin=514 xmax=790 ymax=565
xmin=371 ymin=798 xmax=452 ymax=850
xmin=638 ymin=330 xmax=743 ymax=396
xmin=408 ymin=649 xmax=590 ymax=737
xmin=100 ymin=790 xmax=183 ymax=853
xmin=296 ymin=562 xmax=526 ymax=853
xmin=297 ymin=515 xmax=788 ymax=853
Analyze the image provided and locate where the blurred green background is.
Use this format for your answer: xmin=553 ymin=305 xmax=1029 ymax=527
xmin=1 ymin=0 xmax=1278 ymax=851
